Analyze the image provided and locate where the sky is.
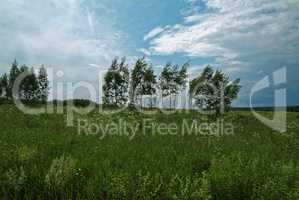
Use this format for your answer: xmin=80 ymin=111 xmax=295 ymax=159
xmin=0 ymin=0 xmax=298 ymax=106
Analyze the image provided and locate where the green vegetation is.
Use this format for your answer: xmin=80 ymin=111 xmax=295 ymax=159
xmin=0 ymin=60 xmax=49 ymax=104
xmin=159 ymin=62 xmax=188 ymax=109
xmin=102 ymin=57 xmax=240 ymax=114
xmin=190 ymin=65 xmax=241 ymax=114
xmin=0 ymin=59 xmax=295 ymax=199
xmin=1 ymin=104 xmax=299 ymax=199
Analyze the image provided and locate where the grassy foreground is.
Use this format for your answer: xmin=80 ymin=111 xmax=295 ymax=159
xmin=0 ymin=105 xmax=299 ymax=199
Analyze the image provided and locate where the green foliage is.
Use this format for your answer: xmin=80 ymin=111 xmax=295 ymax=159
xmin=37 ymin=65 xmax=49 ymax=103
xmin=108 ymin=172 xmax=131 ymax=199
xmin=102 ymin=58 xmax=188 ymax=108
xmin=159 ymin=62 xmax=189 ymax=109
xmin=0 ymin=60 xmax=49 ymax=104
xmin=143 ymin=66 xmax=157 ymax=107
xmin=251 ymin=178 xmax=289 ymax=200
xmin=167 ymin=173 xmax=212 ymax=200
xmin=0 ymin=105 xmax=299 ymax=199
xmin=45 ymin=155 xmax=77 ymax=190
xmin=135 ymin=171 xmax=164 ymax=199
xmin=19 ymin=66 xmax=39 ymax=102
xmin=190 ymin=65 xmax=241 ymax=114
xmin=288 ymin=181 xmax=299 ymax=200
xmin=130 ymin=57 xmax=149 ymax=106
xmin=103 ymin=58 xmax=130 ymax=107
xmin=1 ymin=167 xmax=27 ymax=199
xmin=8 ymin=59 xmax=21 ymax=99
xmin=0 ymin=73 xmax=8 ymax=98
xmin=17 ymin=146 xmax=37 ymax=162
xmin=159 ymin=62 xmax=173 ymax=98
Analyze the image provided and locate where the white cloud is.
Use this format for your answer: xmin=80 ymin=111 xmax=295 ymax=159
xmin=0 ymin=0 xmax=125 ymax=73
xmin=145 ymin=0 xmax=299 ymax=69
xmin=143 ymin=26 xmax=167 ymax=41
xmin=138 ymin=48 xmax=152 ymax=56
xmin=0 ymin=0 xmax=129 ymax=101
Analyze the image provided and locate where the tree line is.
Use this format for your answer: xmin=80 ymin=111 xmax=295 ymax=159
xmin=0 ymin=58 xmax=241 ymax=113
xmin=103 ymin=57 xmax=189 ymax=109
xmin=0 ymin=60 xmax=49 ymax=104
xmin=103 ymin=57 xmax=241 ymax=113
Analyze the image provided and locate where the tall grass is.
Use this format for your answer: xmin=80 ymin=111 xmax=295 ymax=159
xmin=0 ymin=105 xmax=299 ymax=199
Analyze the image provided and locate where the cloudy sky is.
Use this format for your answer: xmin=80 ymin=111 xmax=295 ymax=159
xmin=0 ymin=0 xmax=298 ymax=106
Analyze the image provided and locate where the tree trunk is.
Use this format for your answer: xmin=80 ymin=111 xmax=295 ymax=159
xmin=174 ymin=95 xmax=176 ymax=109
xmin=150 ymin=94 xmax=153 ymax=109
xmin=169 ymin=94 xmax=172 ymax=110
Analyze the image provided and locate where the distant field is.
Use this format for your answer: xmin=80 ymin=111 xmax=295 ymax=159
xmin=1 ymin=104 xmax=299 ymax=199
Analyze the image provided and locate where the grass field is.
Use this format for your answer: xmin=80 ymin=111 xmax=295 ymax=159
xmin=1 ymin=104 xmax=299 ymax=199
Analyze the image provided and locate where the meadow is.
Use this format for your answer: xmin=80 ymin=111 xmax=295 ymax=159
xmin=1 ymin=104 xmax=299 ymax=199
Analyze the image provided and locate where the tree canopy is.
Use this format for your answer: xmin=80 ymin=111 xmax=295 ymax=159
xmin=0 ymin=60 xmax=49 ymax=104
xmin=190 ymin=65 xmax=241 ymax=114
